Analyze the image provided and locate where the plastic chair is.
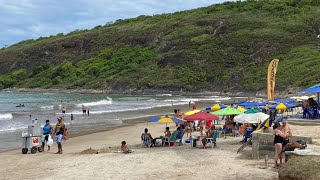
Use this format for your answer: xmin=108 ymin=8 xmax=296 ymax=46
xmin=205 ymin=131 xmax=218 ymax=148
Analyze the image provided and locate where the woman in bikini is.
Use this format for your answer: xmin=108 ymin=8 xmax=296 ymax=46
xmin=273 ymin=122 xmax=287 ymax=168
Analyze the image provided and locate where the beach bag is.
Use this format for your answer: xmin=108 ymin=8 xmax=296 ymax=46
xmin=296 ymin=140 xmax=307 ymax=149
xmin=47 ymin=135 xmax=53 ymax=146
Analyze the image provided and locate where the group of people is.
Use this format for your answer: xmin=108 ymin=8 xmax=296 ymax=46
xmin=40 ymin=116 xmax=68 ymax=154
xmin=141 ymin=126 xmax=184 ymax=147
xmin=82 ymin=104 xmax=90 ymax=116
xmin=273 ymin=119 xmax=292 ymax=168
xmin=302 ymin=98 xmax=319 ymax=119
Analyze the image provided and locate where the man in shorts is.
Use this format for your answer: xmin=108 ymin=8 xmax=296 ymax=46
xmin=279 ymin=118 xmax=292 ymax=163
xmin=52 ymin=117 xmax=67 ymax=154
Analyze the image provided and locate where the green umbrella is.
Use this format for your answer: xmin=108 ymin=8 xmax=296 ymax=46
xmin=245 ymin=109 xmax=261 ymax=114
xmin=211 ymin=107 xmax=244 ymax=116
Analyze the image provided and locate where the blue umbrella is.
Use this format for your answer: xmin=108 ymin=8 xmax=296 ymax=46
xmin=148 ymin=115 xmax=184 ymax=123
xmin=299 ymin=83 xmax=320 ymax=103
xmin=239 ymin=102 xmax=266 ymax=107
xmin=269 ymin=103 xmax=295 ymax=109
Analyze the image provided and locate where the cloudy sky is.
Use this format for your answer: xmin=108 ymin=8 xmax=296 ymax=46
xmin=0 ymin=0 xmax=229 ymax=47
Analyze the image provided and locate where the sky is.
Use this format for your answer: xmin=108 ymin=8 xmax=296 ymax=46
xmin=0 ymin=0 xmax=229 ymax=47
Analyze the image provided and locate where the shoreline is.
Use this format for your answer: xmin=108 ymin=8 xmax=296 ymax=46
xmin=1 ymin=87 xmax=304 ymax=99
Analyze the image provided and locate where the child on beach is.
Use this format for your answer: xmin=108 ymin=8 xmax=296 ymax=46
xmin=121 ymin=141 xmax=132 ymax=153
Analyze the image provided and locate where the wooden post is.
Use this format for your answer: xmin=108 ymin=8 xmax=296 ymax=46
xmin=265 ymin=155 xmax=269 ymax=168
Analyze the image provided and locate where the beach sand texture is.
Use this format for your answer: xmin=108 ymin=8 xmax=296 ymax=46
xmin=1 ymin=122 xmax=319 ymax=180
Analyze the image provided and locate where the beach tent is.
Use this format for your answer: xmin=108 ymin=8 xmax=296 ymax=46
xmin=184 ymin=112 xmax=219 ymax=121
xmin=299 ymin=83 xmax=320 ymax=103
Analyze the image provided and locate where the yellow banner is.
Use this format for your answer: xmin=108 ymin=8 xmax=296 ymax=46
xmin=267 ymin=59 xmax=279 ymax=100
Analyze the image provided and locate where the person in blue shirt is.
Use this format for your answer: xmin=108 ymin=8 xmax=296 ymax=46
xmin=42 ymin=120 xmax=53 ymax=151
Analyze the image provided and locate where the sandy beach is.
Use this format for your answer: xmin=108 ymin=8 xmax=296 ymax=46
xmin=3 ymin=120 xmax=319 ymax=180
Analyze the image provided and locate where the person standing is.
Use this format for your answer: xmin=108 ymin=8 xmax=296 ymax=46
xmin=52 ymin=117 xmax=67 ymax=154
xmin=87 ymin=107 xmax=90 ymax=116
xmin=42 ymin=120 xmax=53 ymax=151
xmin=62 ymin=107 xmax=66 ymax=115
xmin=273 ymin=122 xmax=287 ymax=168
xmin=279 ymin=118 xmax=292 ymax=163
xmin=82 ymin=104 xmax=86 ymax=115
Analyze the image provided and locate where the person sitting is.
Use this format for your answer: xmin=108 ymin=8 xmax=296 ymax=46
xmin=174 ymin=127 xmax=184 ymax=146
xmin=186 ymin=121 xmax=192 ymax=137
xmin=121 ymin=141 xmax=132 ymax=153
xmin=202 ymin=125 xmax=216 ymax=148
xmin=141 ymin=128 xmax=153 ymax=148
xmin=162 ymin=127 xmax=172 ymax=146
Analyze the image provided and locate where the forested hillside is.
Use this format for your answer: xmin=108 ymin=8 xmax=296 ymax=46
xmin=0 ymin=0 xmax=319 ymax=92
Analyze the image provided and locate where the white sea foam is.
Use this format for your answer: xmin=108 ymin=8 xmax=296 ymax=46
xmin=40 ymin=105 xmax=54 ymax=109
xmin=0 ymin=113 xmax=13 ymax=120
xmin=77 ymin=97 xmax=113 ymax=107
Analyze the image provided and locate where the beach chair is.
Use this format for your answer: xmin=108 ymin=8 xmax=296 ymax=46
xmin=174 ymin=130 xmax=185 ymax=146
xmin=205 ymin=130 xmax=218 ymax=148
xmin=163 ymin=131 xmax=177 ymax=147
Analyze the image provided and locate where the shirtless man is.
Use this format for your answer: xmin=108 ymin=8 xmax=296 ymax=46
xmin=279 ymin=118 xmax=292 ymax=163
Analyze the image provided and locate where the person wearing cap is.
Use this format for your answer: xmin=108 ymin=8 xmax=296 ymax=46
xmin=42 ymin=120 xmax=53 ymax=151
xmin=52 ymin=117 xmax=67 ymax=154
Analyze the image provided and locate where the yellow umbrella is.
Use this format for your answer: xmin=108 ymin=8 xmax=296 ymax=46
xmin=296 ymin=98 xmax=302 ymax=102
xmin=276 ymin=103 xmax=287 ymax=111
xmin=310 ymin=95 xmax=316 ymax=98
xmin=211 ymin=104 xmax=227 ymax=111
xmin=184 ymin=109 xmax=201 ymax=116
xmin=237 ymin=106 xmax=247 ymax=112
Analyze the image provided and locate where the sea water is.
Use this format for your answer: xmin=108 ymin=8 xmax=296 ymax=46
xmin=0 ymin=91 xmax=232 ymax=151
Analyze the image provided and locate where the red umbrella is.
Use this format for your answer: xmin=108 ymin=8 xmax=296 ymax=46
xmin=183 ymin=112 xmax=219 ymax=121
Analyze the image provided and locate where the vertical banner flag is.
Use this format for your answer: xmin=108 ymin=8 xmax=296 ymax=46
xmin=267 ymin=59 xmax=279 ymax=100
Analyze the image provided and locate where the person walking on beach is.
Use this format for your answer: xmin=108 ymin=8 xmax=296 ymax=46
xmin=52 ymin=117 xmax=67 ymax=154
xmin=82 ymin=104 xmax=86 ymax=115
xmin=62 ymin=107 xmax=66 ymax=115
xmin=42 ymin=120 xmax=53 ymax=151
xmin=87 ymin=107 xmax=90 ymax=116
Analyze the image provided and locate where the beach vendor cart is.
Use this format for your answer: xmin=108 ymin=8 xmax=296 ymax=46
xmin=21 ymin=122 xmax=43 ymax=154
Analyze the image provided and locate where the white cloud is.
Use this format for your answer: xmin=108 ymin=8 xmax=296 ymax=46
xmin=0 ymin=0 xmax=229 ymax=47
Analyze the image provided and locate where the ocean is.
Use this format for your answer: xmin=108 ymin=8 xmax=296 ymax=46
xmin=0 ymin=91 xmax=234 ymax=152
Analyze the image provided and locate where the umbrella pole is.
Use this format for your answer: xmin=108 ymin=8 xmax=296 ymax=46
xmin=318 ymin=92 xmax=319 ymax=103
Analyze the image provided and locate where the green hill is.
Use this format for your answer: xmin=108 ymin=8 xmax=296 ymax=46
xmin=0 ymin=0 xmax=320 ymax=93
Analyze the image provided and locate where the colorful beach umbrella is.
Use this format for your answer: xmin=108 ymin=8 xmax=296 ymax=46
xmin=245 ymin=109 xmax=261 ymax=114
xmin=183 ymin=112 xmax=219 ymax=121
xmin=234 ymin=112 xmax=269 ymax=124
xmin=184 ymin=109 xmax=201 ymax=116
xmin=212 ymin=107 xmax=244 ymax=116
xmin=208 ymin=103 xmax=227 ymax=111
xmin=269 ymin=102 xmax=295 ymax=110
xmin=148 ymin=115 xmax=184 ymax=123
xmin=237 ymin=106 xmax=247 ymax=113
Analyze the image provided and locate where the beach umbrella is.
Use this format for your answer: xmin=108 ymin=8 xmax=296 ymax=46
xmin=184 ymin=109 xmax=201 ymax=116
xmin=245 ymin=109 xmax=261 ymax=114
xmin=209 ymin=103 xmax=227 ymax=111
xmin=183 ymin=112 xmax=219 ymax=121
xmin=237 ymin=106 xmax=247 ymax=113
xmin=234 ymin=112 xmax=269 ymax=124
xmin=269 ymin=103 xmax=295 ymax=110
xmin=299 ymin=83 xmax=320 ymax=103
xmin=211 ymin=107 xmax=244 ymax=116
xmin=148 ymin=115 xmax=184 ymax=123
